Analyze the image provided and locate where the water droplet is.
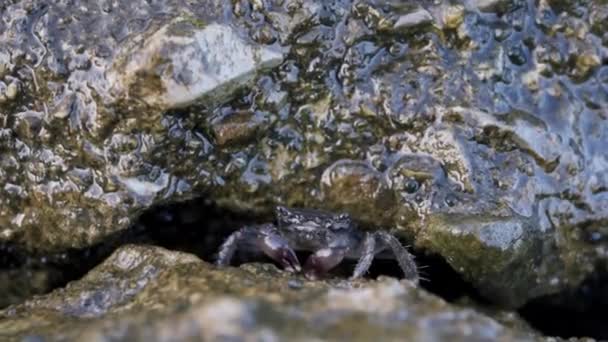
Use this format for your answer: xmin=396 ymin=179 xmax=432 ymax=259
xmin=445 ymin=194 xmax=457 ymax=207
xmin=507 ymin=45 xmax=527 ymax=66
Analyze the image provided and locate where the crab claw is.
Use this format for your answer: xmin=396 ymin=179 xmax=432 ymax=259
xmin=303 ymin=247 xmax=346 ymax=280
xmin=259 ymin=234 xmax=301 ymax=273
xmin=279 ymin=248 xmax=302 ymax=273
xmin=303 ymin=257 xmax=322 ymax=280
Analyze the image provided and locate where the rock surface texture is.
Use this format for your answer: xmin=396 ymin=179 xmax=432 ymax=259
xmin=0 ymin=0 xmax=607 ymax=317
xmin=0 ymin=245 xmax=546 ymax=341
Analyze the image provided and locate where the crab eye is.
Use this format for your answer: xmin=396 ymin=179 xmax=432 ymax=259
xmin=404 ymin=178 xmax=419 ymax=193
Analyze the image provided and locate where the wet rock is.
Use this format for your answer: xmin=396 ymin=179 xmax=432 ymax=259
xmin=0 ymin=0 xmax=607 ymax=309
xmin=0 ymin=269 xmax=61 ymax=309
xmin=0 ymin=245 xmax=545 ymax=341
xmin=573 ymin=52 xmax=601 ymax=81
xmin=107 ymin=19 xmax=284 ymax=110
xmin=468 ymin=0 xmax=512 ymax=13
xmin=442 ymin=5 xmax=466 ymax=29
xmin=418 ymin=213 xmax=564 ymax=306
xmin=209 ymin=109 xmax=271 ymax=147
xmin=0 ymin=78 xmax=19 ymax=104
xmin=393 ymin=7 xmax=434 ymax=31
xmin=321 ymin=160 xmax=395 ymax=222
xmin=0 ymin=1 xmax=279 ymax=251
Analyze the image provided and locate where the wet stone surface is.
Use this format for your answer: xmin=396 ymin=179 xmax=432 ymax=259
xmin=0 ymin=0 xmax=607 ymax=321
xmin=0 ymin=245 xmax=548 ymax=341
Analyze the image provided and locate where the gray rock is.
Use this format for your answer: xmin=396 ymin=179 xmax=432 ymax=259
xmin=467 ymin=0 xmax=512 ymax=13
xmin=0 ymin=245 xmax=545 ymax=341
xmin=393 ymin=7 xmax=434 ymax=31
xmin=107 ymin=19 xmax=284 ymax=110
xmin=0 ymin=0 xmax=607 ymax=309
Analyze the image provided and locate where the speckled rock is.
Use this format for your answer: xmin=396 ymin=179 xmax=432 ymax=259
xmin=0 ymin=245 xmax=547 ymax=341
xmin=107 ymin=19 xmax=284 ymax=110
xmin=0 ymin=0 xmax=607 ymax=308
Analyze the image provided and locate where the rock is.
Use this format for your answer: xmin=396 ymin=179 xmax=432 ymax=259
xmin=321 ymin=160 xmax=395 ymax=223
xmin=419 ymin=213 xmax=559 ymax=306
xmin=442 ymin=5 xmax=466 ymax=29
xmin=573 ymin=52 xmax=601 ymax=81
xmin=0 ymin=78 xmax=19 ymax=103
xmin=0 ymin=245 xmax=545 ymax=341
xmin=0 ymin=1 xmax=281 ymax=252
xmin=0 ymin=0 xmax=607 ymax=310
xmin=467 ymin=0 xmax=512 ymax=13
xmin=0 ymin=49 xmax=10 ymax=77
xmin=393 ymin=7 xmax=434 ymax=31
xmin=107 ymin=19 xmax=284 ymax=110
xmin=590 ymin=2 xmax=608 ymax=38
xmin=209 ymin=110 xmax=270 ymax=147
xmin=0 ymin=269 xmax=61 ymax=309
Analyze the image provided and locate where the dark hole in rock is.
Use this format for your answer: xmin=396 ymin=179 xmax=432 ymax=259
xmin=0 ymin=197 xmax=265 ymax=309
xmin=0 ymin=241 xmax=114 ymax=309
xmin=2 ymin=197 xmax=607 ymax=340
xmin=518 ymin=273 xmax=608 ymax=340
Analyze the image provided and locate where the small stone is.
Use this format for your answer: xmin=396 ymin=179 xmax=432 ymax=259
xmin=108 ymin=19 xmax=285 ymax=110
xmin=287 ymin=279 xmax=303 ymax=289
xmin=0 ymin=49 xmax=10 ymax=77
xmin=521 ymin=70 xmax=539 ymax=91
xmin=393 ymin=7 xmax=434 ymax=31
xmin=5 ymin=80 xmax=19 ymax=100
xmin=210 ymin=110 xmax=267 ymax=147
xmin=574 ymin=52 xmax=601 ymax=80
xmin=469 ymin=0 xmax=511 ymax=13
xmin=443 ymin=5 xmax=465 ymax=29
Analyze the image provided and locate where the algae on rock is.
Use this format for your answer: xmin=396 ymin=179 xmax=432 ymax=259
xmin=0 ymin=245 xmax=545 ymax=341
xmin=0 ymin=0 xmax=607 ymax=308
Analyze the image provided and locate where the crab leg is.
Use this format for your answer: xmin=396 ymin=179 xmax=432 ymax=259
xmin=216 ymin=224 xmax=301 ymax=272
xmin=350 ymin=232 xmax=377 ymax=279
xmin=375 ymin=231 xmax=419 ymax=283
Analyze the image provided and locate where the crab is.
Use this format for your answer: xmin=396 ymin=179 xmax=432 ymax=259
xmin=216 ymin=206 xmax=419 ymax=283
